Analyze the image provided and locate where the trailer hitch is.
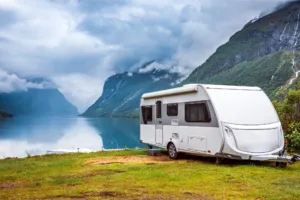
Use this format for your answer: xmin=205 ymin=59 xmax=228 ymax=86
xmin=279 ymin=148 xmax=300 ymax=164
xmin=291 ymin=154 xmax=300 ymax=164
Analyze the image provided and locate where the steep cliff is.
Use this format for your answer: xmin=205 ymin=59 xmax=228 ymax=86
xmin=183 ymin=1 xmax=300 ymax=94
xmin=82 ymin=69 xmax=181 ymax=117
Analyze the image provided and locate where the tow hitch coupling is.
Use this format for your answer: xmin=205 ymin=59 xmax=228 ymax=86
xmin=291 ymin=154 xmax=300 ymax=164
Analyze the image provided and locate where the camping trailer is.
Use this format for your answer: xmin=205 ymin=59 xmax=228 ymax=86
xmin=140 ymin=84 xmax=299 ymax=166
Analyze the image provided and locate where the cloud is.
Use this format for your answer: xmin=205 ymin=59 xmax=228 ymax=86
xmin=52 ymin=73 xmax=108 ymax=113
xmin=0 ymin=69 xmax=53 ymax=93
xmin=139 ymin=62 xmax=168 ymax=73
xmin=0 ymin=0 xmax=289 ymax=111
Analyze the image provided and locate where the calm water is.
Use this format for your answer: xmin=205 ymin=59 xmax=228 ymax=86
xmin=0 ymin=117 xmax=144 ymax=158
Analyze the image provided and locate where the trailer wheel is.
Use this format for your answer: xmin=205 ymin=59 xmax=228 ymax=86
xmin=276 ymin=162 xmax=287 ymax=168
xmin=215 ymin=157 xmax=224 ymax=165
xmin=167 ymin=143 xmax=178 ymax=159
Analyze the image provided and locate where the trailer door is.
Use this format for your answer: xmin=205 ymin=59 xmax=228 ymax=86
xmin=155 ymin=99 xmax=163 ymax=144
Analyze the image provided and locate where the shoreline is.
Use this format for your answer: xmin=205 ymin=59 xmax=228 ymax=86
xmin=0 ymin=148 xmax=144 ymax=160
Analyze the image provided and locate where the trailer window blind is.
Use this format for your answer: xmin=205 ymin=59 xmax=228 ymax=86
xmin=167 ymin=103 xmax=178 ymax=116
xmin=142 ymin=106 xmax=152 ymax=124
xmin=156 ymin=101 xmax=162 ymax=118
xmin=185 ymin=102 xmax=211 ymax=122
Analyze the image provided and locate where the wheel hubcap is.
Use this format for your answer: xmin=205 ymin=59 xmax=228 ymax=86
xmin=169 ymin=145 xmax=176 ymax=157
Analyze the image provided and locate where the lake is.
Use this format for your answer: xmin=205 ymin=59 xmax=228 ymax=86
xmin=0 ymin=117 xmax=144 ymax=158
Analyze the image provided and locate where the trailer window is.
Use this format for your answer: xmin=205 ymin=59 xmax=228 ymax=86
xmin=185 ymin=102 xmax=211 ymax=122
xmin=156 ymin=101 xmax=162 ymax=118
xmin=167 ymin=103 xmax=178 ymax=116
xmin=142 ymin=106 xmax=152 ymax=124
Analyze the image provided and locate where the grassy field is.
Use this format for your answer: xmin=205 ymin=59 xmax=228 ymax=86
xmin=0 ymin=149 xmax=299 ymax=200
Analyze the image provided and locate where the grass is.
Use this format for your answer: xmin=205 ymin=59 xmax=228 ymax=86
xmin=0 ymin=149 xmax=299 ymax=200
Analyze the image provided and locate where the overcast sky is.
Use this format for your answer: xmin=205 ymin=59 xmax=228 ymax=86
xmin=0 ymin=0 xmax=288 ymax=112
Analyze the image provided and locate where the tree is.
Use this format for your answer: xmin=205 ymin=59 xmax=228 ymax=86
xmin=273 ymin=81 xmax=300 ymax=152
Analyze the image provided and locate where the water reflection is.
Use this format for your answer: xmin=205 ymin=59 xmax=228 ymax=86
xmin=85 ymin=117 xmax=142 ymax=149
xmin=0 ymin=117 xmax=143 ymax=158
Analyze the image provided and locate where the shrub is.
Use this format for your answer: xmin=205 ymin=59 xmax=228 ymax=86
xmin=273 ymin=80 xmax=300 ymax=153
xmin=285 ymin=123 xmax=300 ymax=153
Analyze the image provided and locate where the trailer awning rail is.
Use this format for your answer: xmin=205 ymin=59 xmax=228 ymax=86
xmin=142 ymin=85 xmax=198 ymax=99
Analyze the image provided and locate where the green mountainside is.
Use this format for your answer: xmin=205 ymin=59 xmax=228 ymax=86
xmin=183 ymin=1 xmax=300 ymax=95
xmin=201 ymin=51 xmax=297 ymax=96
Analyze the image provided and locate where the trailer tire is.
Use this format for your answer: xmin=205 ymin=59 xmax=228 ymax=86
xmin=215 ymin=157 xmax=224 ymax=165
xmin=276 ymin=162 xmax=287 ymax=168
xmin=167 ymin=143 xmax=178 ymax=159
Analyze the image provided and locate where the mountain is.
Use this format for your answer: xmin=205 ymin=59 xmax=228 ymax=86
xmin=83 ymin=2 xmax=300 ymax=118
xmin=82 ymin=68 xmax=182 ymax=117
xmin=182 ymin=1 xmax=300 ymax=96
xmin=0 ymin=88 xmax=78 ymax=116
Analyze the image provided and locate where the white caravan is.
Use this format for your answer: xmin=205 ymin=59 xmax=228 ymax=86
xmin=140 ymin=84 xmax=299 ymax=166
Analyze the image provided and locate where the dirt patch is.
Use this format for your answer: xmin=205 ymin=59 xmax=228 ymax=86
xmin=86 ymin=155 xmax=184 ymax=165
xmin=45 ymin=188 xmax=214 ymax=200
xmin=56 ymin=169 xmax=128 ymax=181
xmin=0 ymin=183 xmax=19 ymax=190
xmin=127 ymin=193 xmax=216 ymax=200
xmin=184 ymin=192 xmax=193 ymax=195
xmin=94 ymin=161 xmax=125 ymax=165
xmin=79 ymin=191 xmax=124 ymax=199
xmin=80 ymin=169 xmax=127 ymax=178
xmin=50 ymin=192 xmax=214 ymax=200
xmin=47 ymin=191 xmax=124 ymax=200
xmin=98 ymin=191 xmax=121 ymax=197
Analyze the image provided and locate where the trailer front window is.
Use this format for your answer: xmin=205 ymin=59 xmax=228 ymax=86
xmin=185 ymin=102 xmax=211 ymax=123
xmin=142 ymin=106 xmax=152 ymax=124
